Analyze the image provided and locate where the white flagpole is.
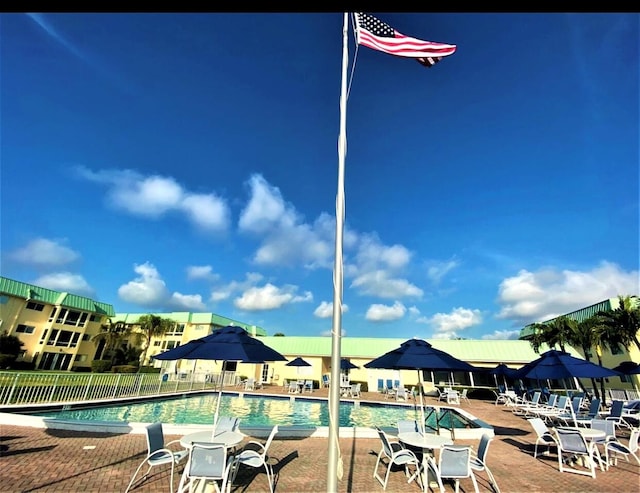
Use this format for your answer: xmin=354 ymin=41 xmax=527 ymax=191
xmin=327 ymin=11 xmax=349 ymax=492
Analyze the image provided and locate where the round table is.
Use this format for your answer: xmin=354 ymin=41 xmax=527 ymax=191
xmin=179 ymin=430 xmax=245 ymax=449
xmin=398 ymin=431 xmax=454 ymax=489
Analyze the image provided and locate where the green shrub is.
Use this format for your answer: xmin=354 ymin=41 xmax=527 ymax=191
xmin=138 ymin=365 xmax=161 ymax=374
xmin=91 ymin=360 xmax=112 ymax=373
xmin=71 ymin=366 xmax=92 ymax=372
xmin=111 ymin=365 xmax=138 ymax=373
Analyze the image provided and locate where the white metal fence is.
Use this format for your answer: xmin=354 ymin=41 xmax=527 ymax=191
xmin=0 ymin=371 xmax=237 ymax=407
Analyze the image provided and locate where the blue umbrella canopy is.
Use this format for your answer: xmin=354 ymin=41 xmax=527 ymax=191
xmin=365 ymin=338 xmax=477 ymax=434
xmin=514 ymin=349 xmax=621 ymax=380
xmin=153 ymin=325 xmax=286 ymax=363
xmin=152 ymin=325 xmax=286 ymax=425
xmin=489 ymin=363 xmax=519 ymax=378
xmin=340 ymin=359 xmax=359 ymax=370
xmin=364 ymin=338 xmax=477 ymax=372
xmin=611 ymin=361 xmax=640 ymax=375
xmin=286 ymin=357 xmax=312 ymax=367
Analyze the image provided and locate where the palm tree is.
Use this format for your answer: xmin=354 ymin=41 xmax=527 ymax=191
xmin=570 ymin=316 xmax=610 ymax=401
xmin=91 ymin=319 xmax=129 ymax=364
xmin=597 ymin=295 xmax=640 ymax=353
xmin=527 ymin=316 xmax=576 ymax=353
xmin=131 ymin=314 xmax=175 ymax=367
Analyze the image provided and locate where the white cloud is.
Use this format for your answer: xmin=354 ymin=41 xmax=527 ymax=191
xmin=75 ymin=166 xmax=230 ymax=232
xmin=186 ymin=265 xmax=219 ymax=282
xmin=482 ymin=329 xmax=521 ymax=340
xmin=313 ymin=301 xmax=349 ymax=318
xmin=118 ymin=262 xmax=207 ymax=310
xmin=496 ymin=261 xmax=639 ymax=326
xmin=426 ymin=307 xmax=483 ymax=339
xmin=365 ymin=301 xmax=406 ymax=322
xmin=234 ymin=283 xmax=312 ymax=311
xmin=10 ymin=238 xmax=79 ymax=267
xmin=238 ymin=174 xmax=334 ymax=269
xmin=426 ymin=258 xmax=460 ymax=284
xmin=118 ymin=262 xmax=169 ymax=307
xmin=31 ymin=272 xmax=93 ymax=296
xmin=351 ymin=270 xmax=423 ymax=299
xmin=169 ymin=292 xmax=206 ymax=311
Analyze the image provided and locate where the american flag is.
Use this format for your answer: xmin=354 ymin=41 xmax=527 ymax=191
xmin=354 ymin=13 xmax=456 ymax=67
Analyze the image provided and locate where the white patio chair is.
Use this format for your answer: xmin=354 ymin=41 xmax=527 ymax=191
xmin=470 ymin=433 xmax=500 ymax=493
xmin=605 ymin=427 xmax=640 ymax=469
xmin=125 ymin=422 xmax=189 ymax=493
xmin=438 ymin=444 xmax=479 ymax=493
xmin=554 ymin=427 xmax=599 ymax=478
xmin=176 ymin=442 xmax=232 ymax=493
xmin=227 ymin=425 xmax=279 ymax=493
xmin=372 ymin=426 xmax=422 ymax=490
xmin=460 ymin=388 xmax=471 ymax=405
xmin=527 ymin=417 xmax=558 ymax=458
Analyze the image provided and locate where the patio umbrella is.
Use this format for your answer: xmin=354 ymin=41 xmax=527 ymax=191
xmin=286 ymin=356 xmax=312 ymax=379
xmin=513 ymin=349 xmax=621 ymax=381
xmin=611 ymin=361 xmax=640 ymax=375
xmin=489 ymin=363 xmax=518 ymax=390
xmin=152 ymin=325 xmax=286 ymax=426
xmin=340 ymin=359 xmax=359 ymax=371
xmin=364 ymin=338 xmax=477 ymax=434
xmin=286 ymin=356 xmax=312 ymax=368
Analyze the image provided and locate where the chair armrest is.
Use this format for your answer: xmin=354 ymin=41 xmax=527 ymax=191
xmin=244 ymin=440 xmax=266 ymax=453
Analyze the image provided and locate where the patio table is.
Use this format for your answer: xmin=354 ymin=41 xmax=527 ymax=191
xmin=180 ymin=430 xmax=245 ymax=450
xmin=398 ymin=431 xmax=453 ymax=491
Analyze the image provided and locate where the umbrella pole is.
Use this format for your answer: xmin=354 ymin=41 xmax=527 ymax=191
xmin=213 ymin=367 xmax=225 ymax=428
xmin=417 ymin=370 xmax=426 ymax=435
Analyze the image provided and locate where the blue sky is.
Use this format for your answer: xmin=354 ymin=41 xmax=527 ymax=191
xmin=1 ymin=13 xmax=638 ymax=341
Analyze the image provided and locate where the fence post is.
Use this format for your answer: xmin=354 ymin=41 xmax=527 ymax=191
xmin=82 ymin=374 xmax=94 ymax=401
xmin=48 ymin=374 xmax=60 ymax=402
xmin=4 ymin=373 xmax=21 ymax=405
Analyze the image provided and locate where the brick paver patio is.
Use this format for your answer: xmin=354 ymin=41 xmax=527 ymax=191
xmin=1 ymin=388 xmax=638 ymax=492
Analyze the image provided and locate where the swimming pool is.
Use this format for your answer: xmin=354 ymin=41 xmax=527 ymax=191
xmin=21 ymin=392 xmax=492 ymax=438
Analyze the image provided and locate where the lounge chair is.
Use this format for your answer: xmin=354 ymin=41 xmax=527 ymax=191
xmin=287 ymin=381 xmax=299 ymax=394
xmin=304 ymin=379 xmax=314 ymax=393
xmin=349 ymin=383 xmax=361 ymax=398
xmin=395 ymin=386 xmax=408 ymax=401
xmin=227 ymin=425 xmax=279 ymax=493
xmin=373 ymin=426 xmax=422 ymax=490
xmin=125 ymin=422 xmax=189 ymax=493
xmin=176 ymin=442 xmax=232 ymax=493
xmin=575 ymin=398 xmax=601 ymax=427
xmin=322 ymin=374 xmax=330 ymax=388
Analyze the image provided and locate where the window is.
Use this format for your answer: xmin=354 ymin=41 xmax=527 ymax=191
xmin=89 ymin=314 xmax=102 ymax=322
xmin=40 ymin=328 xmax=49 ymax=344
xmin=153 ymin=340 xmax=161 ymax=347
xmin=0 ymin=295 xmax=8 ymax=304
xmin=82 ymin=334 xmax=91 ymax=341
xmin=163 ymin=340 xmax=178 ymax=350
xmin=46 ymin=329 xmax=59 ymax=345
xmin=16 ymin=324 xmax=35 ymax=334
xmin=26 ymin=301 xmax=45 ymax=311
xmin=167 ymin=323 xmax=185 ymax=336
xmin=75 ymin=354 xmax=88 ymax=362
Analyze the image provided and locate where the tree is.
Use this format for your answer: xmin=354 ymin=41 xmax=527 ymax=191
xmin=131 ymin=314 xmax=176 ymax=367
xmin=569 ymin=316 xmax=609 ymax=401
xmin=91 ymin=319 xmax=129 ymax=363
xmin=527 ymin=316 xmax=576 ymax=353
xmin=0 ymin=332 xmax=24 ymax=367
xmin=273 ymin=332 xmax=285 ymax=337
xmin=597 ymin=295 xmax=640 ymax=353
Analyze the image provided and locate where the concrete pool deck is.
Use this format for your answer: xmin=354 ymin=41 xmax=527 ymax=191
xmin=1 ymin=387 xmax=638 ymax=492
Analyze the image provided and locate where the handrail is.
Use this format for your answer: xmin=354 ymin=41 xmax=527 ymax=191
xmin=0 ymin=370 xmax=236 ymax=407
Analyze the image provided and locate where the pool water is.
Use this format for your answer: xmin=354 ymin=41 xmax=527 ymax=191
xmin=29 ymin=393 xmax=477 ymax=429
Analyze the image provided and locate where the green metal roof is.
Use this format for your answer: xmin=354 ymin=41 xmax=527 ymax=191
xmin=260 ymin=336 xmax=576 ymax=366
xmin=114 ymin=312 xmax=266 ymax=336
xmin=519 ymin=297 xmax=638 ymax=339
xmin=0 ymin=276 xmax=115 ymax=316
